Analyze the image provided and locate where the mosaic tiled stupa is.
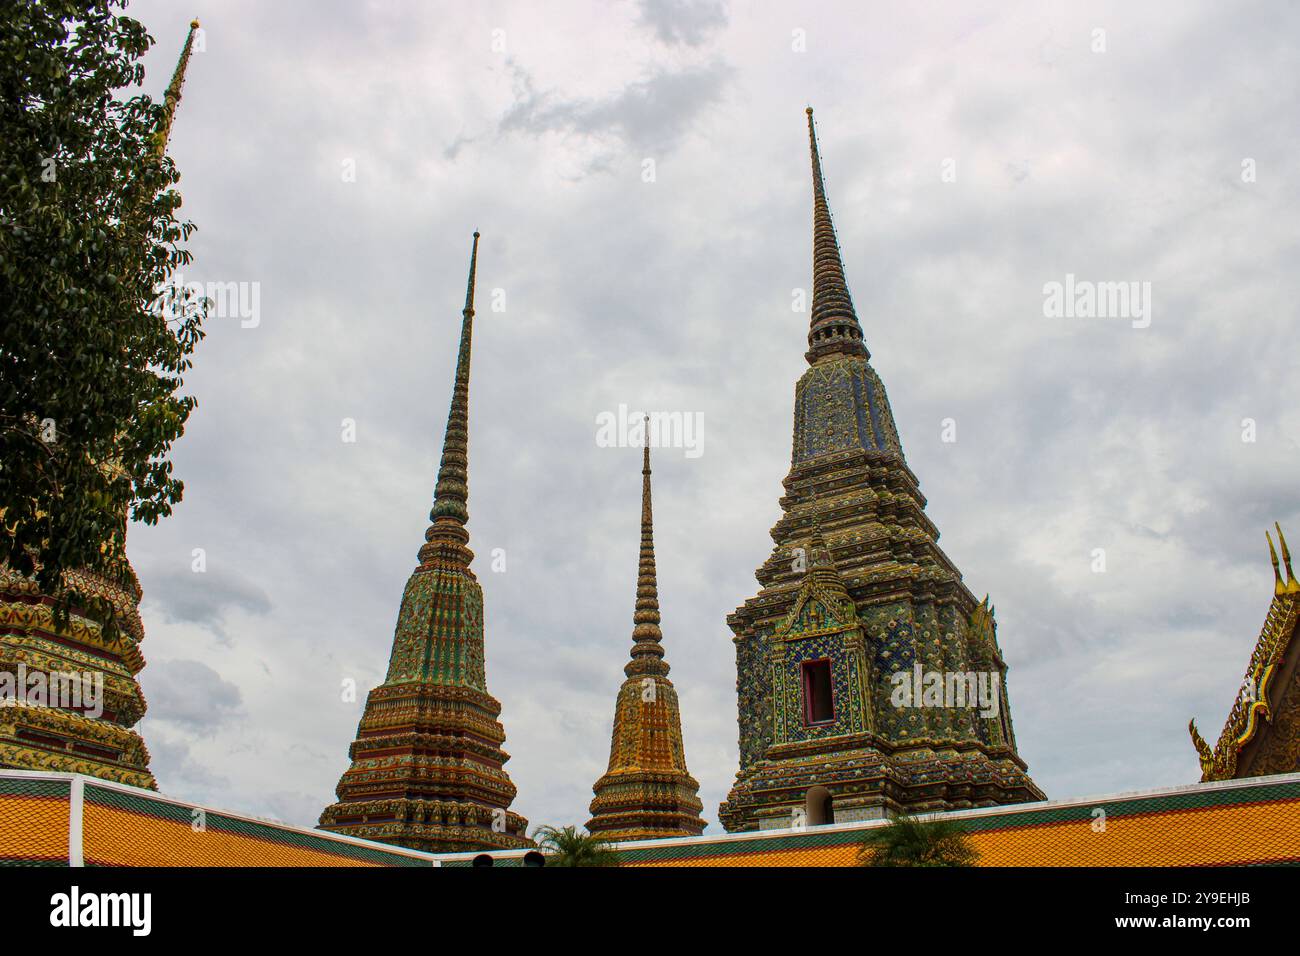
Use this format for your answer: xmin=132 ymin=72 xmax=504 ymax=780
xmin=0 ymin=21 xmax=204 ymax=791
xmin=718 ymin=110 xmax=1044 ymax=831
xmin=586 ymin=427 xmax=705 ymax=841
xmin=318 ymin=233 xmax=531 ymax=853
xmin=0 ymin=560 xmax=154 ymax=789
xmin=1190 ymin=524 xmax=1300 ymax=780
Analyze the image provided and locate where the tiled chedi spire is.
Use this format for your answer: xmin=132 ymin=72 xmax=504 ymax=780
xmin=718 ymin=109 xmax=1043 ymax=832
xmin=154 ymin=19 xmax=201 ymax=160
xmin=1190 ymin=524 xmax=1300 ymax=781
xmin=586 ymin=426 xmax=705 ymax=841
xmin=805 ymin=107 xmax=868 ymax=365
xmin=319 ymin=233 xmax=531 ymax=853
xmin=0 ymin=20 xmax=203 ymax=790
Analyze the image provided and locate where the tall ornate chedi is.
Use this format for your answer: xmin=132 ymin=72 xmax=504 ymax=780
xmin=719 ymin=110 xmax=1043 ymax=831
xmin=319 ymin=233 xmax=530 ymax=853
xmin=587 ymin=426 xmax=705 ymax=841
xmin=1190 ymin=524 xmax=1300 ymax=780
xmin=0 ymin=21 xmax=203 ymax=790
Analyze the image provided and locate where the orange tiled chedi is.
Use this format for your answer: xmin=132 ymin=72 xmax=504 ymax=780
xmin=586 ymin=430 xmax=706 ymax=842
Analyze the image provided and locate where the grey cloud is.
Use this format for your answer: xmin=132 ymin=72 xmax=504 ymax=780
xmin=443 ymin=132 xmax=475 ymax=161
xmin=139 ymin=730 xmax=231 ymax=795
xmin=143 ymin=567 xmax=273 ymax=642
xmin=499 ymin=59 xmax=731 ymax=158
xmin=637 ymin=0 xmax=728 ymax=47
xmin=143 ymin=658 xmax=244 ymax=733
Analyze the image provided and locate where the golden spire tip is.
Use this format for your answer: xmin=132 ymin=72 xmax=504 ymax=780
xmin=1267 ymin=531 xmax=1284 ymax=596
xmin=1277 ymin=523 xmax=1298 ymax=591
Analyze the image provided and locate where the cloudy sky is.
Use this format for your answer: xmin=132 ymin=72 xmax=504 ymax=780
xmin=122 ymin=0 xmax=1300 ymax=832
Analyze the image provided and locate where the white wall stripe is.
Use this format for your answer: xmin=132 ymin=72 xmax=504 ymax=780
xmin=67 ymin=775 xmax=84 ymax=868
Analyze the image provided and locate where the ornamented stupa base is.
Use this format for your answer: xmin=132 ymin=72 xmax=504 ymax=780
xmin=588 ymin=768 xmax=706 ymax=843
xmin=1 ymin=567 xmax=156 ymax=791
xmin=0 ymin=710 xmax=155 ymax=791
xmin=318 ymin=798 xmax=531 ymax=854
xmin=720 ymin=742 xmax=1043 ymax=831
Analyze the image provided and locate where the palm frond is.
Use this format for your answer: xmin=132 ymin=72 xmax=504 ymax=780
xmin=857 ymin=813 xmax=979 ymax=867
xmin=531 ymin=825 xmax=621 ymax=867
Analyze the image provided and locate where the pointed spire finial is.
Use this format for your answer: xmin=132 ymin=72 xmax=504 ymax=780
xmin=464 ymin=230 xmax=480 ymax=313
xmin=627 ymin=419 xmax=667 ymax=678
xmin=804 ymin=107 xmax=868 ymax=365
xmin=419 ymin=232 xmax=480 ymax=568
xmin=1276 ymin=523 xmax=1298 ymax=593
xmin=154 ymin=19 xmax=201 ymax=160
xmin=1268 ymin=530 xmax=1284 ymax=595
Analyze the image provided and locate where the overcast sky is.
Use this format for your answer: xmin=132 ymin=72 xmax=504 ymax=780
xmin=121 ymin=0 xmax=1300 ymax=832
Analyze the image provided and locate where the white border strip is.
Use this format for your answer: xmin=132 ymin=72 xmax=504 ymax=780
xmin=67 ymin=775 xmax=83 ymax=868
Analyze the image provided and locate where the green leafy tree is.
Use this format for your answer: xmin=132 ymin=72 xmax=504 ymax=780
xmin=0 ymin=0 xmax=205 ymax=619
xmin=857 ymin=813 xmax=979 ymax=867
xmin=532 ymin=825 xmax=622 ymax=867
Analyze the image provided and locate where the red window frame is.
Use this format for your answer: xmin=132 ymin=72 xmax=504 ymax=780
xmin=801 ymin=658 xmax=835 ymax=725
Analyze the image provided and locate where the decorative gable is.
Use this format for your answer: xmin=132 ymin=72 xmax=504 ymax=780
xmin=776 ymin=578 xmax=858 ymax=643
